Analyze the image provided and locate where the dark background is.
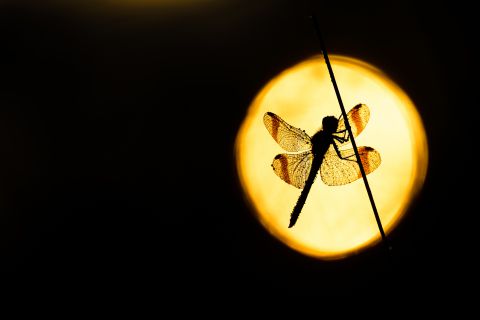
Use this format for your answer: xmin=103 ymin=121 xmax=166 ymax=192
xmin=0 ymin=0 xmax=476 ymax=299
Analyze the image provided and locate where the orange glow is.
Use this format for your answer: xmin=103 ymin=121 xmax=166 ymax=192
xmin=104 ymin=0 xmax=213 ymax=6
xmin=235 ymin=56 xmax=428 ymax=259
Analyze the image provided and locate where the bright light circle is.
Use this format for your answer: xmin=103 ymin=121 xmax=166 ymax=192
xmin=235 ymin=55 xmax=428 ymax=259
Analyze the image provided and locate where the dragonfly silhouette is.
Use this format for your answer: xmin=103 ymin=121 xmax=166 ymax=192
xmin=264 ymin=103 xmax=381 ymax=228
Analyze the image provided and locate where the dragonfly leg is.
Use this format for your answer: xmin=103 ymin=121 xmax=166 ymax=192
xmin=334 ymin=129 xmax=349 ymax=143
xmin=333 ymin=141 xmax=357 ymax=162
xmin=334 ymin=135 xmax=348 ymax=144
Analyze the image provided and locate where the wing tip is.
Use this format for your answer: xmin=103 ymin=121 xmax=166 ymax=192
xmin=263 ymin=111 xmax=275 ymax=124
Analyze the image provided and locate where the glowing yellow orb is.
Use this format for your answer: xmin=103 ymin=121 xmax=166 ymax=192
xmin=235 ymin=55 xmax=428 ymax=259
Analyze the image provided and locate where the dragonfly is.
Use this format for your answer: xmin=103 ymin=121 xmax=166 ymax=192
xmin=263 ymin=103 xmax=381 ymax=228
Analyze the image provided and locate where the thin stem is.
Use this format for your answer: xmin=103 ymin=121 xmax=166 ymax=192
xmin=310 ymin=14 xmax=388 ymax=244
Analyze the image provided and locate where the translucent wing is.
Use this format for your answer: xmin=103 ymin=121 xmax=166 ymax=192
xmin=272 ymin=151 xmax=313 ymax=189
xmin=335 ymin=104 xmax=370 ymax=145
xmin=264 ymin=112 xmax=312 ymax=152
xmin=320 ymin=145 xmax=381 ymax=186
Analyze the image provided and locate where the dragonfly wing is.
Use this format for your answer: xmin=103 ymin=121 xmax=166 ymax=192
xmin=272 ymin=151 xmax=313 ymax=189
xmin=335 ymin=104 xmax=370 ymax=144
xmin=320 ymin=145 xmax=381 ymax=186
xmin=264 ymin=112 xmax=312 ymax=152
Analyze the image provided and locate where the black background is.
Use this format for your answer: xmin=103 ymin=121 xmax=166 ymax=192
xmin=0 ymin=0 xmax=477 ymax=300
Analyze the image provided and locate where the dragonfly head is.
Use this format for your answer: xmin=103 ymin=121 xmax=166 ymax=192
xmin=322 ymin=116 xmax=339 ymax=134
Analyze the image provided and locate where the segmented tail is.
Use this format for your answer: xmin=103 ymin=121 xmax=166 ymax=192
xmin=289 ymin=157 xmax=321 ymax=228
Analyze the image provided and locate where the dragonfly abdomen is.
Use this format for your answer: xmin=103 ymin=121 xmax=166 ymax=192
xmin=288 ymin=155 xmax=323 ymax=228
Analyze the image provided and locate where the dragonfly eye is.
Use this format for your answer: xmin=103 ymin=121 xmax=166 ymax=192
xmin=322 ymin=116 xmax=338 ymax=133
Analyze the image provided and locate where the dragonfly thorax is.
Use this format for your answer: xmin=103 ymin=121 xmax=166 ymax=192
xmin=310 ymin=116 xmax=338 ymax=157
xmin=311 ymin=128 xmax=336 ymax=157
